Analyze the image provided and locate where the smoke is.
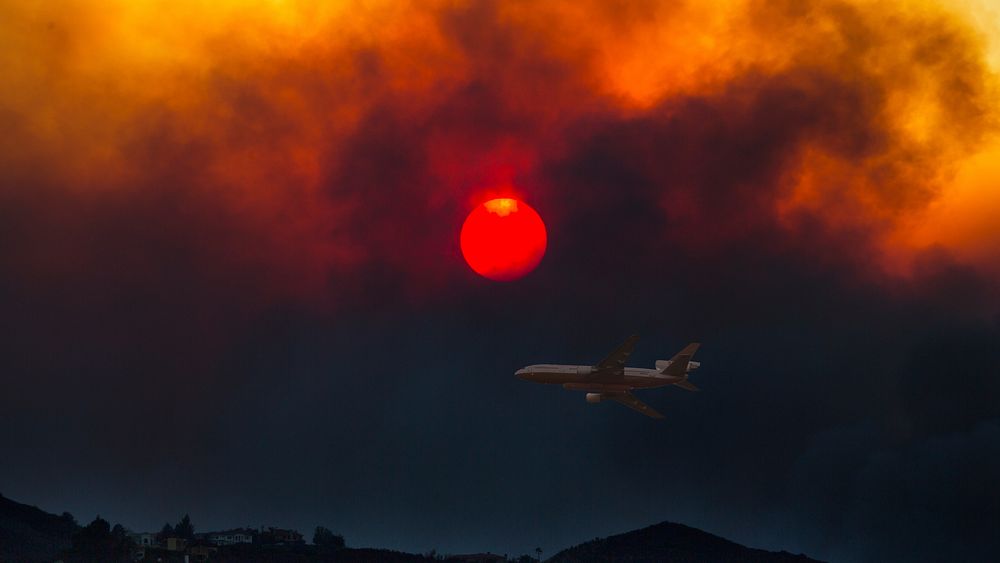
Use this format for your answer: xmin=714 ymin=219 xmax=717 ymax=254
xmin=1 ymin=0 xmax=996 ymax=315
xmin=1 ymin=0 xmax=999 ymax=559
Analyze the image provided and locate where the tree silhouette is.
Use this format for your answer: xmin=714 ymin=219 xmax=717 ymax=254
xmin=174 ymin=514 xmax=195 ymax=540
xmin=157 ymin=522 xmax=174 ymax=542
xmin=535 ymin=546 xmax=543 ymax=561
xmin=72 ymin=515 xmax=111 ymax=551
xmin=69 ymin=516 xmax=133 ymax=560
xmin=313 ymin=526 xmax=346 ymax=550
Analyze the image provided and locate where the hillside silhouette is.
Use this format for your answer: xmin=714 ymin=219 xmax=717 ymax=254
xmin=547 ymin=521 xmax=822 ymax=563
xmin=1 ymin=493 xmax=822 ymax=562
xmin=0 ymin=493 xmax=78 ymax=562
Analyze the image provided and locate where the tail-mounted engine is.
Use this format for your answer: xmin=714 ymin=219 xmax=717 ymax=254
xmin=655 ymin=360 xmax=701 ymax=372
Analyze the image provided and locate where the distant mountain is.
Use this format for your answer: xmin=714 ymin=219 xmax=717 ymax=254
xmin=0 ymin=492 xmax=78 ymax=562
xmin=547 ymin=521 xmax=822 ymax=563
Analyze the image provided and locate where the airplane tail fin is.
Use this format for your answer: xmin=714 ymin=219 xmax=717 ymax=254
xmin=658 ymin=343 xmax=700 ymax=376
xmin=658 ymin=343 xmax=701 ymax=391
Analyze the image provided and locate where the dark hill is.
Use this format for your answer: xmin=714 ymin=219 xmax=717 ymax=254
xmin=0 ymin=492 xmax=78 ymax=562
xmin=0 ymin=493 xmax=821 ymax=562
xmin=547 ymin=521 xmax=822 ymax=563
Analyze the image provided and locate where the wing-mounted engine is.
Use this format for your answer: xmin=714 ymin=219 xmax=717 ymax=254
xmin=585 ymin=393 xmax=602 ymax=403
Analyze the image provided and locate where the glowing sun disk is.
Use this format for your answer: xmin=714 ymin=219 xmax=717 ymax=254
xmin=460 ymin=197 xmax=547 ymax=281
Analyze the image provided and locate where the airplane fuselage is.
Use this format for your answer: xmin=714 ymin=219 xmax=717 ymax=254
xmin=516 ymin=364 xmax=682 ymax=390
xmin=515 ymin=337 xmax=701 ymax=418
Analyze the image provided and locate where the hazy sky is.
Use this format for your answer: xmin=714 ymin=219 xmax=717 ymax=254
xmin=1 ymin=1 xmax=999 ymax=561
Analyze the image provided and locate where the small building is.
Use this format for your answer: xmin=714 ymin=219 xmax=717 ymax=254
xmin=129 ymin=532 xmax=157 ymax=547
xmin=165 ymin=537 xmax=187 ymax=551
xmin=187 ymin=542 xmax=218 ymax=562
xmin=260 ymin=527 xmax=304 ymax=545
xmin=207 ymin=528 xmax=255 ymax=545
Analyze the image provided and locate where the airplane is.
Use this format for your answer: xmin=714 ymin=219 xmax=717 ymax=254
xmin=515 ymin=336 xmax=700 ymax=419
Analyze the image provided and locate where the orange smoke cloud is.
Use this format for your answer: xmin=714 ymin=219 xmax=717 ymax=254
xmin=1 ymin=0 xmax=998 ymax=310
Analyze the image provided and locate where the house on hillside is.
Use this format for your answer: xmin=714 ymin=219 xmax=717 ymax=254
xmin=165 ymin=537 xmax=187 ymax=551
xmin=129 ymin=532 xmax=157 ymax=547
xmin=259 ymin=527 xmax=304 ymax=545
xmin=187 ymin=541 xmax=218 ymax=562
xmin=206 ymin=528 xmax=254 ymax=545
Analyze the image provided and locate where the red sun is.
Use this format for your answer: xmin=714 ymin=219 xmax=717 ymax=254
xmin=460 ymin=197 xmax=547 ymax=281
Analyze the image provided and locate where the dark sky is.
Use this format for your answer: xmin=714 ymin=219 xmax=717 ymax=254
xmin=2 ymin=1 xmax=999 ymax=561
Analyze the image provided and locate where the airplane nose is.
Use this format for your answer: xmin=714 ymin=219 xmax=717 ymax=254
xmin=515 ymin=368 xmax=529 ymax=380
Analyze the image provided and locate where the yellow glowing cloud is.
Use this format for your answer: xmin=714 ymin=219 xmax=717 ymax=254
xmin=1 ymin=0 xmax=998 ymax=290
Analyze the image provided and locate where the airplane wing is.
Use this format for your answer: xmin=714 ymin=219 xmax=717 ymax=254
xmin=594 ymin=335 xmax=639 ymax=375
xmin=608 ymin=391 xmax=664 ymax=419
xmin=660 ymin=343 xmax=700 ymax=376
xmin=673 ymin=379 xmax=700 ymax=392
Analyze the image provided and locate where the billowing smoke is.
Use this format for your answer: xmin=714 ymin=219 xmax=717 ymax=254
xmin=1 ymin=1 xmax=998 ymax=561
xmin=1 ymin=0 xmax=996 ymax=313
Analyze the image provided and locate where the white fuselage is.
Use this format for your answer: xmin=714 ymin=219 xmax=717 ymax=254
xmin=515 ymin=364 xmax=681 ymax=391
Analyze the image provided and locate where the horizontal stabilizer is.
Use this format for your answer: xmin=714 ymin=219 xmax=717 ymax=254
xmin=673 ymin=379 xmax=700 ymax=392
